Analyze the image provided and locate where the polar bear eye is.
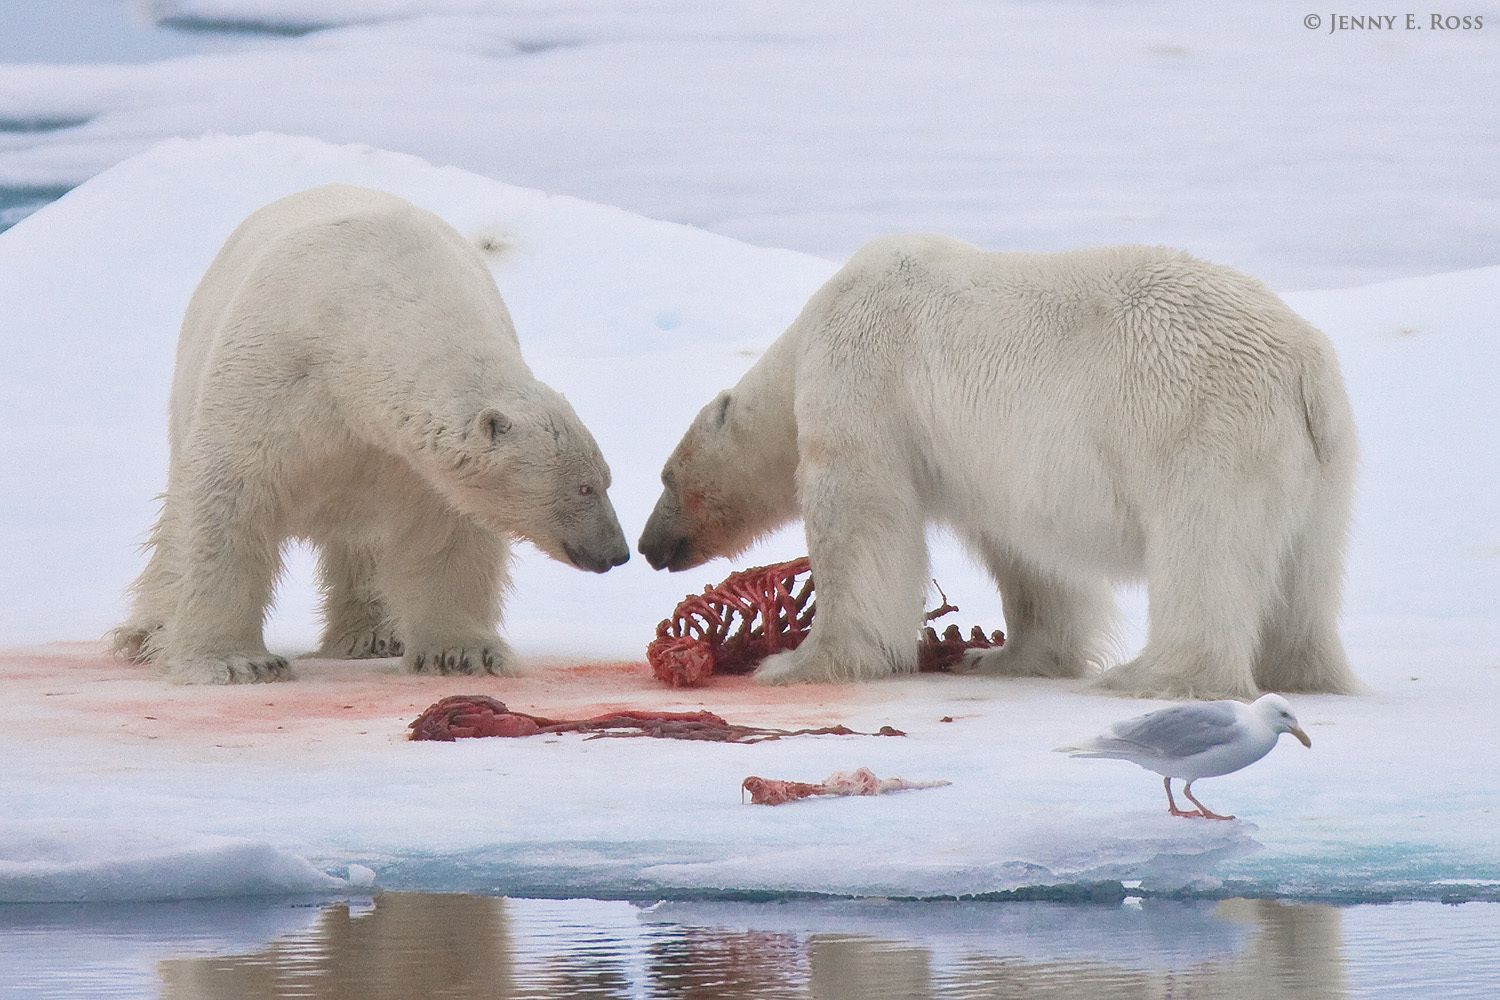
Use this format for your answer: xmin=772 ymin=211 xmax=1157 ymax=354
xmin=579 ymin=484 xmax=595 ymax=496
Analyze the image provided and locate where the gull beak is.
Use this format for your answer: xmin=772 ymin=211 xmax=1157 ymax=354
xmin=1290 ymin=726 xmax=1312 ymax=748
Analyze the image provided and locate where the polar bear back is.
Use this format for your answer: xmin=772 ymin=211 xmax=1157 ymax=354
xmin=786 ymin=236 xmax=1354 ymax=576
xmin=168 ymin=184 xmax=521 ymax=454
xmin=803 ymin=236 xmax=1331 ymax=424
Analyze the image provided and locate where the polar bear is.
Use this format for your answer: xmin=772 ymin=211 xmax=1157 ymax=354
xmin=113 ymin=185 xmax=630 ymax=684
xmin=639 ymin=236 xmax=1359 ymax=699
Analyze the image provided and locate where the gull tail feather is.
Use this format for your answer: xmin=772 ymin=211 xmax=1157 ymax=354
xmin=1054 ymin=737 xmax=1138 ymax=759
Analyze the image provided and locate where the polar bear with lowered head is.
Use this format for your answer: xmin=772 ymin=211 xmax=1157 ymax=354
xmin=114 ymin=185 xmax=629 ymax=684
xmin=639 ymin=236 xmax=1358 ymax=700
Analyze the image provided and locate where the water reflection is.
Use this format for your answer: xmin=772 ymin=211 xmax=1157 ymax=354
xmin=649 ymin=898 xmax=1344 ymax=999
xmin=150 ymin=894 xmax=1352 ymax=999
xmin=158 ymin=894 xmax=514 ymax=999
xmin=942 ymin=900 xmax=1345 ymax=997
xmin=807 ymin=936 xmax=932 ymax=999
xmin=647 ymin=925 xmax=807 ymax=998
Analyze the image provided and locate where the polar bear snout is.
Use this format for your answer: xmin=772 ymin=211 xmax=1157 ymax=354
xmin=640 ymin=530 xmax=694 ymax=573
xmin=638 ymin=495 xmax=701 ymax=572
xmin=557 ymin=502 xmax=631 ymax=574
xmin=562 ymin=535 xmax=631 ymax=574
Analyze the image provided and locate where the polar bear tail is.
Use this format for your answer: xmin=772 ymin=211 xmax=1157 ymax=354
xmin=1248 ymin=341 xmax=1360 ymax=695
xmin=1297 ymin=357 xmax=1356 ymax=470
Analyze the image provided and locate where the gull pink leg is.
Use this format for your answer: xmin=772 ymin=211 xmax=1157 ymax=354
xmin=1182 ymin=781 xmax=1234 ymax=821
xmin=1165 ymin=776 xmax=1204 ymax=818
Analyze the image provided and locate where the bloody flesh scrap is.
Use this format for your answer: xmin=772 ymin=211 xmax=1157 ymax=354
xmin=408 ymin=694 xmax=906 ymax=744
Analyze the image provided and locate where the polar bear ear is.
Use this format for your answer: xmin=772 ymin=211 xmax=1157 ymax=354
xmin=474 ymin=408 xmax=513 ymax=444
xmin=711 ymin=392 xmax=732 ymax=429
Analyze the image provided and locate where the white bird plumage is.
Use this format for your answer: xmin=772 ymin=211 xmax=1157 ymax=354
xmin=1057 ymin=693 xmax=1312 ymax=820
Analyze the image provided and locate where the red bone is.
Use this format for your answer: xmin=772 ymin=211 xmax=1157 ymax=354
xmin=647 ymin=558 xmax=1004 ymax=687
xmin=408 ymin=694 xmax=906 ymax=744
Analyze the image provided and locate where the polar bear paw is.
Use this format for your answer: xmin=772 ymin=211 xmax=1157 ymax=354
xmin=754 ymin=645 xmax=891 ymax=685
xmin=1096 ymin=656 xmax=1258 ymax=701
xmin=405 ymin=638 xmax=517 ymax=677
xmin=319 ymin=622 xmax=404 ymax=659
xmin=955 ymin=643 xmax=1085 ymax=679
xmin=167 ymin=652 xmax=293 ymax=685
xmin=752 ymin=649 xmax=813 ymax=685
xmin=110 ymin=622 xmax=164 ymax=664
xmin=1094 ymin=657 xmax=1174 ymax=697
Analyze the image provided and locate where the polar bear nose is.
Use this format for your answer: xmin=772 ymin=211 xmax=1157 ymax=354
xmin=640 ymin=530 xmax=694 ymax=573
xmin=559 ymin=497 xmax=631 ymax=573
xmin=563 ymin=539 xmax=629 ymax=574
xmin=640 ymin=494 xmax=695 ymax=571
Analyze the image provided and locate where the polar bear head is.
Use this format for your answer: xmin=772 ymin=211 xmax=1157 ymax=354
xmin=439 ymin=384 xmax=630 ymax=573
xmin=638 ymin=388 xmax=799 ymax=572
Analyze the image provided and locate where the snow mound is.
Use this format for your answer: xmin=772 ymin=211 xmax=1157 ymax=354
xmin=0 ymin=131 xmax=830 ymax=653
xmin=0 ymin=822 xmax=372 ymax=904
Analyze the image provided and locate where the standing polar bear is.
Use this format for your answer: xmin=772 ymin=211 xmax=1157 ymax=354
xmin=114 ymin=185 xmax=630 ymax=684
xmin=639 ymin=236 xmax=1359 ymax=700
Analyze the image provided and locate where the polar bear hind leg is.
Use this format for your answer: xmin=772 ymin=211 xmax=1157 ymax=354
xmin=376 ymin=509 xmax=517 ymax=677
xmin=755 ymin=446 xmax=929 ymax=685
xmin=160 ymin=460 xmax=291 ymax=684
xmin=111 ymin=500 xmax=184 ymax=663
xmin=1098 ymin=476 xmax=1284 ymax=701
xmin=316 ymin=541 xmax=403 ymax=658
xmin=1253 ymin=483 xmax=1360 ymax=694
xmin=957 ymin=538 xmax=1115 ymax=679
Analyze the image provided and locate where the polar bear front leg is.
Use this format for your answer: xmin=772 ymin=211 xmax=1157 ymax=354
xmin=316 ymin=541 xmax=403 ymax=658
xmin=755 ymin=455 xmax=928 ymax=685
xmin=161 ymin=472 xmax=291 ymax=684
xmin=956 ymin=541 xmax=1115 ymax=679
xmin=379 ymin=513 xmax=518 ymax=677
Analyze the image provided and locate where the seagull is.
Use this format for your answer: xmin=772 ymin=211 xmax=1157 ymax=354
xmin=1057 ymin=693 xmax=1312 ymax=820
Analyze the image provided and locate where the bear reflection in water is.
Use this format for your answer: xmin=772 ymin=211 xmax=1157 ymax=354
xmin=157 ymin=894 xmax=1348 ymax=999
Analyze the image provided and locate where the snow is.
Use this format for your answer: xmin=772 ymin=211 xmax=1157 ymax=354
xmin=1 ymin=1 xmax=1497 ymax=287
xmin=1 ymin=132 xmax=1497 ymax=906
xmin=0 ymin=822 xmax=368 ymax=904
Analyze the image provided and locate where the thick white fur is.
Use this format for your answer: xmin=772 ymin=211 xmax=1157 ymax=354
xmin=641 ymin=236 xmax=1358 ymax=699
xmin=113 ymin=185 xmax=627 ymax=684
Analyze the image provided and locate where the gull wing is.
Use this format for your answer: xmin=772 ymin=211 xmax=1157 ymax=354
xmin=1106 ymin=701 xmax=1242 ymax=758
xmin=1064 ymin=701 xmax=1242 ymax=760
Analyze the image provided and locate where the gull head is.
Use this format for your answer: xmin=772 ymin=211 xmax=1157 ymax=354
xmin=1253 ymin=693 xmax=1311 ymax=748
